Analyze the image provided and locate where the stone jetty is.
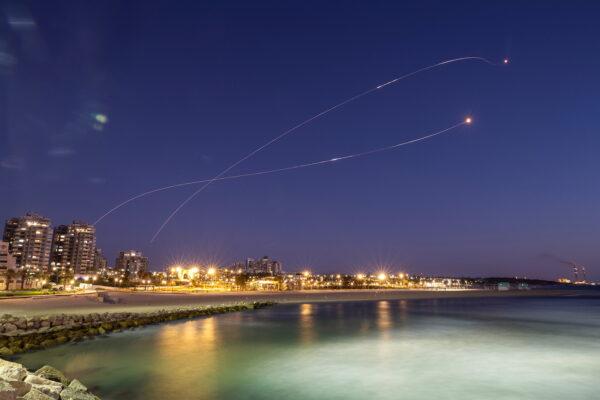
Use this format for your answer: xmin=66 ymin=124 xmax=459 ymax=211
xmin=0 ymin=302 xmax=274 ymax=356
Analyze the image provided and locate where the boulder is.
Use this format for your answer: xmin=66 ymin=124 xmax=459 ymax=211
xmin=23 ymin=376 xmax=62 ymax=400
xmin=34 ymin=366 xmax=69 ymax=386
xmin=66 ymin=380 xmax=86 ymax=393
xmin=2 ymin=324 xmax=17 ymax=333
xmin=0 ymin=358 xmax=28 ymax=381
xmin=58 ymin=388 xmax=99 ymax=400
xmin=22 ymin=388 xmax=55 ymax=400
xmin=0 ymin=379 xmax=18 ymax=400
xmin=5 ymin=379 xmax=31 ymax=396
xmin=0 ymin=348 xmax=13 ymax=357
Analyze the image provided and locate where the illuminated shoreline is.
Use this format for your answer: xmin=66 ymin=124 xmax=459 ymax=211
xmin=1 ymin=287 xmax=596 ymax=318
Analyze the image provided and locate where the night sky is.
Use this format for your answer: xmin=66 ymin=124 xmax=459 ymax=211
xmin=1 ymin=1 xmax=599 ymax=279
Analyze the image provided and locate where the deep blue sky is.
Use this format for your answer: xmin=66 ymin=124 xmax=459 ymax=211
xmin=1 ymin=1 xmax=599 ymax=279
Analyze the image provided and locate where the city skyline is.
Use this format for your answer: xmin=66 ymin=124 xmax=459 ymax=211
xmin=2 ymin=1 xmax=600 ymax=279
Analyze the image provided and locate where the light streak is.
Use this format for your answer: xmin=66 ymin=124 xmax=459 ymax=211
xmin=149 ymin=56 xmax=500 ymax=241
xmin=94 ymin=119 xmax=470 ymax=226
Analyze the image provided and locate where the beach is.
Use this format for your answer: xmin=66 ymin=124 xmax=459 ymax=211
xmin=1 ymin=288 xmax=595 ymax=317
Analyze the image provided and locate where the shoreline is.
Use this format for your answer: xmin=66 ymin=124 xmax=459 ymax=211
xmin=1 ymin=288 xmax=597 ymax=318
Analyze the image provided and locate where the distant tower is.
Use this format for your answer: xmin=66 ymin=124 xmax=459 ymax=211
xmin=93 ymin=248 xmax=108 ymax=272
xmin=116 ymin=250 xmax=148 ymax=279
xmin=2 ymin=213 xmax=53 ymax=271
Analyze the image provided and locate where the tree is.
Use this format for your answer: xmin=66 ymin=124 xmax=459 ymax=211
xmin=3 ymin=269 xmax=16 ymax=291
xmin=235 ymin=274 xmax=249 ymax=290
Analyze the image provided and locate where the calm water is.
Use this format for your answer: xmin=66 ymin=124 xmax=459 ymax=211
xmin=16 ymin=296 xmax=600 ymax=400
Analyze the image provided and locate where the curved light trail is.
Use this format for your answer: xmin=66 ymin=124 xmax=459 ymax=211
xmin=148 ymin=56 xmax=499 ymax=241
xmin=94 ymin=118 xmax=471 ymax=227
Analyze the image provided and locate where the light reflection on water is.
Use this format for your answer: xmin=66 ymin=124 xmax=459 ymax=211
xmin=15 ymin=297 xmax=600 ymax=400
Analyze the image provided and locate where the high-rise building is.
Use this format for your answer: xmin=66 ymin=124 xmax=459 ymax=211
xmin=2 ymin=213 xmax=53 ymax=271
xmin=0 ymin=241 xmax=17 ymax=273
xmin=244 ymin=256 xmax=282 ymax=275
xmin=50 ymin=221 xmax=97 ymax=274
xmin=0 ymin=241 xmax=18 ymax=290
xmin=93 ymin=248 xmax=108 ymax=272
xmin=115 ymin=250 xmax=148 ymax=278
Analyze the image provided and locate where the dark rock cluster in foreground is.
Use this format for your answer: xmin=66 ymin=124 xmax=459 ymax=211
xmin=0 ymin=302 xmax=275 ymax=356
xmin=0 ymin=359 xmax=99 ymax=400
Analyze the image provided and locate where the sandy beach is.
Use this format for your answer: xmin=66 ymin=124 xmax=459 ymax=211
xmin=1 ymin=288 xmax=596 ymax=317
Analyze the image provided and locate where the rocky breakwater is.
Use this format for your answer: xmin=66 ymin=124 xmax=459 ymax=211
xmin=0 ymin=302 xmax=275 ymax=356
xmin=1 ymin=359 xmax=99 ymax=400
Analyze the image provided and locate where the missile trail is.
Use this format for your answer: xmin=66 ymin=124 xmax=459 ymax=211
xmin=94 ymin=119 xmax=470 ymax=226
xmin=148 ymin=56 xmax=499 ymax=242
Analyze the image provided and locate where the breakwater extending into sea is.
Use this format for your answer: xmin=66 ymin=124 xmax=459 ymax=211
xmin=0 ymin=302 xmax=275 ymax=356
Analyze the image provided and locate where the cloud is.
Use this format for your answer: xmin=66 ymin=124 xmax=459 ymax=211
xmin=47 ymin=147 xmax=76 ymax=157
xmin=0 ymin=156 xmax=25 ymax=170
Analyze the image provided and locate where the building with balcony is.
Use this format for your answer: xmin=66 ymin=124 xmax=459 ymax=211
xmin=50 ymin=221 xmax=97 ymax=274
xmin=2 ymin=213 xmax=53 ymax=272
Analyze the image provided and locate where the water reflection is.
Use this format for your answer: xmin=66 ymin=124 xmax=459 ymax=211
xmin=299 ymin=303 xmax=316 ymax=344
xmin=148 ymin=317 xmax=219 ymax=399
xmin=377 ymin=301 xmax=392 ymax=340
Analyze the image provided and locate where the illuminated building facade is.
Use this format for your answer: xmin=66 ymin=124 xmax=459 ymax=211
xmin=50 ymin=221 xmax=97 ymax=274
xmin=2 ymin=213 xmax=53 ymax=271
xmin=93 ymin=248 xmax=108 ymax=272
xmin=0 ymin=241 xmax=16 ymax=273
xmin=116 ymin=250 xmax=148 ymax=278
xmin=245 ymin=256 xmax=282 ymax=275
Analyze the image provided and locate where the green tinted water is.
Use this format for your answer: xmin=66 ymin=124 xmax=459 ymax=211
xmin=16 ymin=297 xmax=600 ymax=399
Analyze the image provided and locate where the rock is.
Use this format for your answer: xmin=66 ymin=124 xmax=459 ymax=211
xmin=58 ymin=388 xmax=99 ymax=400
xmin=0 ymin=379 xmax=18 ymax=400
xmin=24 ymin=376 xmax=62 ymax=400
xmin=34 ymin=366 xmax=69 ymax=386
xmin=2 ymin=324 xmax=17 ymax=333
xmin=22 ymin=388 xmax=55 ymax=400
xmin=66 ymin=380 xmax=86 ymax=393
xmin=0 ymin=358 xmax=28 ymax=381
xmin=29 ymin=384 xmax=62 ymax=400
xmin=24 ymin=375 xmax=62 ymax=388
xmin=5 ymin=379 xmax=31 ymax=396
xmin=0 ymin=348 xmax=13 ymax=357
xmin=39 ymin=340 xmax=56 ymax=349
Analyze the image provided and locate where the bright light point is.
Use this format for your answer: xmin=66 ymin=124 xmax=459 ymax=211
xmin=330 ymin=157 xmax=340 ymax=162
xmin=207 ymin=267 xmax=216 ymax=276
xmin=377 ymin=273 xmax=387 ymax=281
xmin=303 ymin=270 xmax=310 ymax=277
xmin=503 ymin=58 xmax=509 ymax=64
xmin=465 ymin=117 xmax=472 ymax=125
